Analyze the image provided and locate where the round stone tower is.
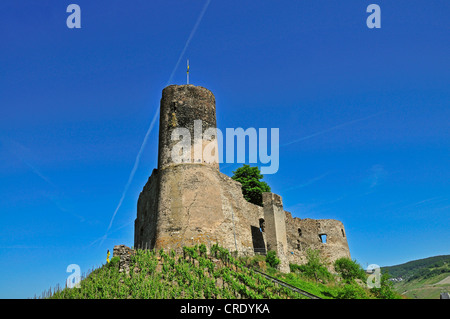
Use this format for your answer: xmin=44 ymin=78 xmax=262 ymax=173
xmin=158 ymin=85 xmax=219 ymax=171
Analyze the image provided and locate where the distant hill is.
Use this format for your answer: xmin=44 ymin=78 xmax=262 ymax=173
xmin=381 ymin=255 xmax=450 ymax=299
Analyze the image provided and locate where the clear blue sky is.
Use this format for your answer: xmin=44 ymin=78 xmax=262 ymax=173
xmin=0 ymin=0 xmax=449 ymax=298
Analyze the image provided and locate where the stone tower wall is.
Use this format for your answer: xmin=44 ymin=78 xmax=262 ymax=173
xmin=135 ymin=163 xmax=267 ymax=255
xmin=158 ymin=85 xmax=219 ymax=170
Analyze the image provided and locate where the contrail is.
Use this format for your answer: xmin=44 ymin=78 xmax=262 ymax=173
xmin=20 ymin=157 xmax=56 ymax=187
xmin=2 ymin=138 xmax=55 ymax=187
xmin=282 ymin=112 xmax=385 ymax=147
xmin=99 ymin=0 xmax=212 ymax=246
xmin=100 ymin=111 xmax=158 ymax=245
xmin=281 ymin=171 xmax=330 ymax=192
xmin=2 ymin=137 xmax=88 ymax=222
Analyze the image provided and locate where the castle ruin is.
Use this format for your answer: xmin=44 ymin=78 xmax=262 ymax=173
xmin=134 ymin=84 xmax=351 ymax=272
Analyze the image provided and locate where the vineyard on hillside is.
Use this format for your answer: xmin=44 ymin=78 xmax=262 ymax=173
xmin=44 ymin=244 xmax=401 ymax=299
xmin=48 ymin=244 xmax=309 ymax=299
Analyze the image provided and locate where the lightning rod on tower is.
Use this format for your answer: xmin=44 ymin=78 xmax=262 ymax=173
xmin=187 ymin=59 xmax=190 ymax=84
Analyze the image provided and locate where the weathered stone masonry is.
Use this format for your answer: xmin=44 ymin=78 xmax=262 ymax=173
xmin=134 ymin=84 xmax=351 ymax=272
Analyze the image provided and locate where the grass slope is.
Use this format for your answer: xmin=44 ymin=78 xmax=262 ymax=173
xmin=44 ymin=245 xmax=401 ymax=299
xmin=48 ymin=245 xmax=309 ymax=299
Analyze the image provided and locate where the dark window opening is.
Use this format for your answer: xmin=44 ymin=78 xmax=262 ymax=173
xmin=259 ymin=218 xmax=265 ymax=233
xmin=251 ymin=225 xmax=266 ymax=255
xmin=341 ymin=229 xmax=345 ymax=237
xmin=319 ymin=234 xmax=327 ymax=244
xmin=298 ymin=228 xmax=302 ymax=237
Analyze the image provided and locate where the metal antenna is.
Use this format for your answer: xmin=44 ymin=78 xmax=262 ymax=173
xmin=187 ymin=59 xmax=190 ymax=84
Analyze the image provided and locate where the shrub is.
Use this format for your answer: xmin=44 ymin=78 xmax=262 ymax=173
xmin=265 ymin=251 xmax=280 ymax=268
xmin=289 ymin=263 xmax=303 ymax=273
xmin=297 ymin=249 xmax=333 ymax=283
xmin=334 ymin=257 xmax=367 ymax=282
xmin=336 ymin=282 xmax=371 ymax=299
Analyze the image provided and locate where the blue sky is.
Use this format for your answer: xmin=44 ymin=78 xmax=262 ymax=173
xmin=0 ymin=0 xmax=449 ymax=298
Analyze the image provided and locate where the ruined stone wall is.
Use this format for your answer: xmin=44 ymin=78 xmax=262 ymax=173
xmin=284 ymin=212 xmax=351 ymax=266
xmin=113 ymin=244 xmax=135 ymax=274
xmin=262 ymin=193 xmax=289 ymax=272
xmin=215 ymin=168 xmax=266 ymax=255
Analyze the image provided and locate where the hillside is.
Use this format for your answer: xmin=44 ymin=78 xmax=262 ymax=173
xmin=47 ymin=245 xmax=309 ymax=299
xmin=382 ymin=255 xmax=450 ymax=299
xmin=44 ymin=244 xmax=399 ymax=299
